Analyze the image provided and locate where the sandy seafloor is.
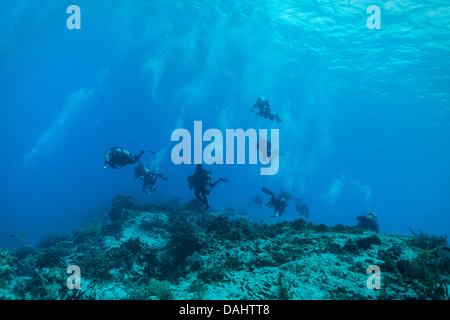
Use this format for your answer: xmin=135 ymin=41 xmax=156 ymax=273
xmin=0 ymin=195 xmax=448 ymax=300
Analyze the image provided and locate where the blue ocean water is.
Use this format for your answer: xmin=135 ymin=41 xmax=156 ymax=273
xmin=0 ymin=0 xmax=449 ymax=250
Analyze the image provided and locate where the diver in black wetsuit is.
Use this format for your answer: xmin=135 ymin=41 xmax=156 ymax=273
xmin=256 ymin=139 xmax=272 ymax=157
xmin=250 ymin=97 xmax=282 ymax=124
xmin=294 ymin=198 xmax=309 ymax=219
xmin=247 ymin=196 xmax=263 ymax=210
xmin=356 ymin=211 xmax=379 ymax=232
xmin=188 ymin=164 xmax=228 ymax=210
xmin=262 ymin=187 xmax=291 ymax=217
xmin=134 ymin=163 xmax=168 ymax=195
xmin=104 ymin=147 xmax=155 ymax=169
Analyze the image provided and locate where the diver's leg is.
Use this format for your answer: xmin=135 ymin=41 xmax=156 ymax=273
xmin=195 ymin=190 xmax=206 ymax=207
xmin=201 ymin=193 xmax=209 ymax=209
xmin=128 ymin=151 xmax=145 ymax=164
xmin=135 ymin=150 xmax=145 ymax=161
xmin=275 ymin=115 xmax=282 ymax=123
xmin=143 ymin=182 xmax=151 ymax=195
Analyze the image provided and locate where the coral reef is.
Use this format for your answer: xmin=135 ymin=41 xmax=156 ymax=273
xmin=408 ymin=228 xmax=447 ymax=250
xmin=0 ymin=194 xmax=448 ymax=300
xmin=108 ymin=194 xmax=134 ymax=222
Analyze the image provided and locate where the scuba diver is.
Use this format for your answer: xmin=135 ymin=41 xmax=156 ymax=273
xmin=104 ymin=147 xmax=156 ymax=169
xmin=262 ymin=187 xmax=291 ymax=217
xmin=188 ymin=164 xmax=229 ymax=210
xmin=255 ymin=136 xmax=286 ymax=164
xmin=256 ymin=138 xmax=272 ymax=158
xmin=356 ymin=211 xmax=379 ymax=232
xmin=250 ymin=97 xmax=282 ymax=124
xmin=294 ymin=198 xmax=309 ymax=219
xmin=134 ymin=163 xmax=168 ymax=195
xmin=247 ymin=195 xmax=263 ymax=210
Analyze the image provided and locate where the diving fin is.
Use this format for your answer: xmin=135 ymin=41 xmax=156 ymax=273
xmin=142 ymin=149 xmax=157 ymax=154
xmin=262 ymin=187 xmax=275 ymax=196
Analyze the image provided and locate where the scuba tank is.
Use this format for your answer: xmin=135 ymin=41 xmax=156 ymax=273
xmin=203 ymin=171 xmax=212 ymax=192
xmin=187 ymin=175 xmax=195 ymax=190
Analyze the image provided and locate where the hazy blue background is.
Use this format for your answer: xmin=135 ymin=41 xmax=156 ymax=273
xmin=1 ymin=0 xmax=449 ymax=250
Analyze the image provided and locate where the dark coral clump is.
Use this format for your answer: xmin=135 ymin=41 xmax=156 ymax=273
xmin=378 ymin=245 xmax=403 ymax=261
xmin=35 ymin=248 xmax=64 ymax=268
xmin=182 ymin=197 xmax=203 ymax=211
xmin=207 ymin=215 xmax=231 ymax=234
xmin=291 ymin=219 xmax=307 ymax=231
xmin=206 ymin=215 xmax=261 ymax=241
xmin=109 ymin=194 xmax=134 ymax=222
xmin=198 ymin=267 xmax=227 ymax=284
xmin=343 ymin=240 xmax=360 ymax=254
xmin=315 ymin=224 xmax=329 ymax=232
xmin=121 ymin=236 xmax=147 ymax=259
xmin=356 ymin=235 xmax=381 ymax=250
xmin=168 ymin=225 xmax=205 ymax=266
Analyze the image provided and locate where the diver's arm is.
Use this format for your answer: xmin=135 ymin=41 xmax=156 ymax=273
xmin=155 ymin=173 xmax=168 ymax=181
xmin=210 ymin=177 xmax=228 ymax=190
xmin=210 ymin=180 xmax=219 ymax=190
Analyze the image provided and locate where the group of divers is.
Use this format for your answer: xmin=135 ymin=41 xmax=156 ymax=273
xmin=103 ymin=98 xmax=379 ymax=231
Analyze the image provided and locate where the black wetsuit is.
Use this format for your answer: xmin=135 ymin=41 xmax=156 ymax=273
xmin=134 ymin=163 xmax=167 ymax=195
xmin=356 ymin=215 xmax=379 ymax=232
xmin=251 ymin=98 xmax=282 ymax=123
xmin=263 ymin=188 xmax=291 ymax=217
xmin=104 ymin=147 xmax=145 ymax=169
xmin=189 ymin=165 xmax=227 ymax=209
